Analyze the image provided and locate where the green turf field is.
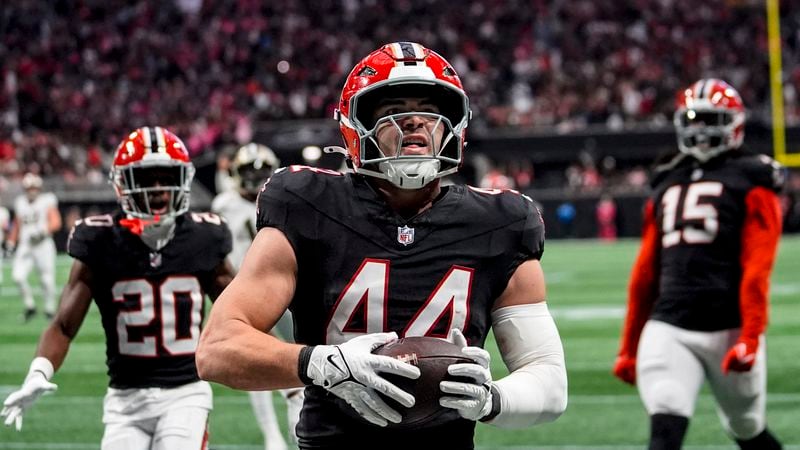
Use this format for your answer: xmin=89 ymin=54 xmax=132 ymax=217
xmin=1 ymin=236 xmax=798 ymax=449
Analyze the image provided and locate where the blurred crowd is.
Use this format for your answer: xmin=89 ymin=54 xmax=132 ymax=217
xmin=1 ymin=0 xmax=800 ymax=182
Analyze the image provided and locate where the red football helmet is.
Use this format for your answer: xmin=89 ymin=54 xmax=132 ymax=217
xmin=674 ymin=78 xmax=745 ymax=161
xmin=110 ymin=126 xmax=195 ymax=222
xmin=332 ymin=42 xmax=470 ymax=189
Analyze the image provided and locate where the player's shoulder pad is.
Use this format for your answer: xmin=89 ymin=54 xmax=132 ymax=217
xmin=733 ymin=153 xmax=786 ymax=192
xmin=42 ymin=192 xmax=58 ymax=206
xmin=67 ymin=213 xmax=116 ymax=260
xmin=464 ymin=185 xmax=538 ymax=219
xmin=464 ymin=186 xmax=545 ymax=257
xmin=184 ymin=210 xmax=232 ymax=253
xmin=185 ymin=211 xmax=230 ymax=232
xmin=260 ymin=165 xmax=344 ymax=195
xmin=650 ymin=152 xmax=691 ymax=188
xmin=257 ymin=165 xmax=345 ymax=210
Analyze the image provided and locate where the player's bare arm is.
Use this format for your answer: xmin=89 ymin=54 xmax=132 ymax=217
xmin=1 ymin=259 xmax=93 ymax=430
xmin=35 ymin=260 xmax=94 ymax=369
xmin=207 ymin=259 xmax=236 ymax=301
xmin=492 ymin=259 xmax=547 ymax=310
xmin=46 ymin=205 xmax=62 ymax=235
xmin=6 ymin=216 xmax=19 ymax=247
xmin=197 ymin=227 xmax=304 ymax=391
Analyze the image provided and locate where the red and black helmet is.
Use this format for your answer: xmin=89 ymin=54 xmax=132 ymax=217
xmin=334 ymin=42 xmax=470 ymax=188
xmin=110 ymin=126 xmax=195 ymax=220
xmin=674 ymin=78 xmax=745 ymax=161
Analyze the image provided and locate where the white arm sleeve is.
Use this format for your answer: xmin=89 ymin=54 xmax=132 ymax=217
xmin=485 ymin=302 xmax=567 ymax=428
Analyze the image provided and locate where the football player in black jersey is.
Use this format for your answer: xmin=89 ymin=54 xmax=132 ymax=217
xmin=1 ymin=127 xmax=234 ymax=450
xmin=197 ymin=42 xmax=567 ymax=449
xmin=614 ymin=79 xmax=784 ymax=450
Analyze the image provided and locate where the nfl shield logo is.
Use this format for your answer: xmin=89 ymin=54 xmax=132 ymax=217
xmin=149 ymin=252 xmax=162 ymax=268
xmin=397 ymin=226 xmax=415 ymax=246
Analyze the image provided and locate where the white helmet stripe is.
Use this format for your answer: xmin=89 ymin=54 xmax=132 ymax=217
xmin=391 ymin=42 xmax=424 ymax=66
xmin=142 ymin=126 xmax=153 ymax=153
xmin=411 ymin=42 xmax=425 ymax=59
xmin=154 ymin=127 xmax=167 ymax=153
xmin=390 ymin=43 xmax=404 ymax=62
xmin=692 ymin=80 xmax=705 ymax=100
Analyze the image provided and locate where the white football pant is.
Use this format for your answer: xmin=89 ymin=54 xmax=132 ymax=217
xmin=101 ymin=380 xmax=212 ymax=450
xmin=637 ymin=320 xmax=767 ymax=439
xmin=12 ymin=239 xmax=56 ymax=314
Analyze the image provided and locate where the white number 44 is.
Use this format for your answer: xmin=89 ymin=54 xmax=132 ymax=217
xmin=326 ymin=260 xmax=473 ymax=344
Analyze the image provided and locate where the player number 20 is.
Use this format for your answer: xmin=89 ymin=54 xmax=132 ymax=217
xmin=661 ymin=181 xmax=723 ymax=247
xmin=112 ymin=277 xmax=204 ymax=356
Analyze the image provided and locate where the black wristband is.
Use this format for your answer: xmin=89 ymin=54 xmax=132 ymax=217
xmin=479 ymin=384 xmax=502 ymax=422
xmin=297 ymin=346 xmax=316 ymax=385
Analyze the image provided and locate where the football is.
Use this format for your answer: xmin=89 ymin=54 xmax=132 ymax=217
xmin=372 ymin=336 xmax=474 ymax=428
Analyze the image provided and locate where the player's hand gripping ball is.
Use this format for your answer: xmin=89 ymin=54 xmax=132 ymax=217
xmin=370 ymin=336 xmax=473 ymax=428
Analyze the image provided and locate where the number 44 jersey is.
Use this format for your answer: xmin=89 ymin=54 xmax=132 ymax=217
xmin=257 ymin=166 xmax=544 ymax=438
xmin=257 ymin=166 xmax=544 ymax=347
xmin=649 ymin=151 xmax=785 ymax=331
xmin=67 ymin=211 xmax=232 ymax=388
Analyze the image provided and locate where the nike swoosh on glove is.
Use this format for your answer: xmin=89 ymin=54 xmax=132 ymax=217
xmin=305 ymin=332 xmax=420 ymax=427
xmin=1 ymin=373 xmax=58 ymax=431
xmin=613 ymin=355 xmax=637 ymax=385
xmin=439 ymin=328 xmax=494 ymax=421
xmin=721 ymin=338 xmax=758 ymax=374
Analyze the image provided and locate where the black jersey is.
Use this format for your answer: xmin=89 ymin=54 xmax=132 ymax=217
xmin=67 ymin=210 xmax=231 ymax=388
xmin=649 ymin=151 xmax=784 ymax=331
xmin=257 ymin=166 xmax=544 ymax=447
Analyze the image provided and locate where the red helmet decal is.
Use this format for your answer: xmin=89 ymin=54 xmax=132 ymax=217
xmin=113 ymin=127 xmax=190 ymax=167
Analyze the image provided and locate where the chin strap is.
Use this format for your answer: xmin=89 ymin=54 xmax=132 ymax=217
xmin=120 ymin=215 xmax=160 ymax=236
xmin=378 ymin=159 xmax=441 ymax=189
xmin=120 ymin=215 xmax=175 ymax=251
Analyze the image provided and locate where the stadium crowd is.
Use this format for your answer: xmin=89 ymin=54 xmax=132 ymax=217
xmin=2 ymin=0 xmax=800 ymax=181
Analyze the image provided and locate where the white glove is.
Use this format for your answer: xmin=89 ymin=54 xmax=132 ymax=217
xmin=439 ymin=328 xmax=494 ymax=421
xmin=2 ymin=358 xmax=58 ymax=431
xmin=305 ymin=332 xmax=420 ymax=427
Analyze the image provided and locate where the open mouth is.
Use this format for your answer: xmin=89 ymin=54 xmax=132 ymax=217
xmin=150 ymin=205 xmax=169 ymax=215
xmin=400 ymin=135 xmax=430 ymax=155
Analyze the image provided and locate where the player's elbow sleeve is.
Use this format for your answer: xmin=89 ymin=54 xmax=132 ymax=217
xmin=487 ymin=303 xmax=568 ymax=428
xmin=492 ymin=360 xmax=568 ymax=428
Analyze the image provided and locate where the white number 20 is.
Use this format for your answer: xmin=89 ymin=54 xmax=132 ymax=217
xmin=661 ymin=182 xmax=723 ymax=247
xmin=112 ymin=277 xmax=204 ymax=356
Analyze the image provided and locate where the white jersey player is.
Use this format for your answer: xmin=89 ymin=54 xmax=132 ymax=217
xmin=211 ymin=143 xmax=303 ymax=450
xmin=8 ymin=173 xmax=62 ymax=321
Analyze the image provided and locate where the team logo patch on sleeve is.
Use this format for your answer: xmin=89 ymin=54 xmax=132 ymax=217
xmin=397 ymin=225 xmax=415 ymax=246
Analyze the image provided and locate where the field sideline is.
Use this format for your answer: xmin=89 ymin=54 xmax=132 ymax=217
xmin=1 ymin=236 xmax=798 ymax=449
